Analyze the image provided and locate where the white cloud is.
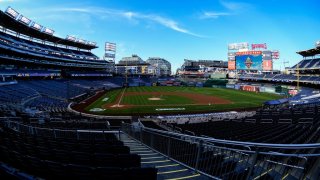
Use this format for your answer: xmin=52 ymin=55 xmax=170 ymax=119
xmin=123 ymin=11 xmax=136 ymax=19
xmin=139 ymin=14 xmax=204 ymax=37
xmin=200 ymin=1 xmax=251 ymax=20
xmin=0 ymin=0 xmax=14 ymax=2
xmin=47 ymin=7 xmax=205 ymax=38
xmin=200 ymin=12 xmax=231 ymax=19
xmin=220 ymin=0 xmax=251 ymax=11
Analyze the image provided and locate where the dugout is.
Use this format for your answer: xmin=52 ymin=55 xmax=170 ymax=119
xmin=264 ymin=98 xmax=289 ymax=109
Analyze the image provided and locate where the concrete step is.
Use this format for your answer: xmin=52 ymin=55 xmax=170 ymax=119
xmin=120 ymin=133 xmax=211 ymax=180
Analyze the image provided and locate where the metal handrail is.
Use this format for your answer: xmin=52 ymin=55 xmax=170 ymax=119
xmin=121 ymin=123 xmax=318 ymax=179
xmin=0 ymin=120 xmax=121 ymax=140
xmin=142 ymin=124 xmax=320 ymax=149
xmin=2 ymin=119 xmax=320 ymax=149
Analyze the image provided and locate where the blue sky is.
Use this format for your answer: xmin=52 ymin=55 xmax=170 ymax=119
xmin=1 ymin=0 xmax=319 ymax=72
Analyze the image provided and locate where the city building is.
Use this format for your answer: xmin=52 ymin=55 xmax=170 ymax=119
xmin=115 ymin=55 xmax=172 ymax=76
xmin=146 ymin=57 xmax=171 ymax=76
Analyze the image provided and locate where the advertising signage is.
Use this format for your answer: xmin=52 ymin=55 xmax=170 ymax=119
xmin=105 ymin=53 xmax=115 ymax=58
xmin=228 ymin=42 xmax=249 ymax=50
xmin=228 ymin=61 xmax=236 ymax=70
xmin=236 ymin=51 xmax=262 ymax=56
xmin=272 ymin=50 xmax=280 ymax=59
xmin=263 ymin=60 xmax=273 ymax=71
xmin=251 ymin=43 xmax=267 ymax=50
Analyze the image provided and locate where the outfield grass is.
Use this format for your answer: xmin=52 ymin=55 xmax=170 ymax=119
xmin=84 ymin=86 xmax=282 ymax=115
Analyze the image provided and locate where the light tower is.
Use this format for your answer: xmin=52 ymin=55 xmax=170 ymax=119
xmin=296 ymin=63 xmax=300 ymax=91
xmin=125 ymin=59 xmax=128 ymax=85
xmin=282 ymin=59 xmax=289 ymax=73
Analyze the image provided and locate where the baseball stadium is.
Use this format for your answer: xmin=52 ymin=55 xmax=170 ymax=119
xmin=0 ymin=2 xmax=320 ymax=180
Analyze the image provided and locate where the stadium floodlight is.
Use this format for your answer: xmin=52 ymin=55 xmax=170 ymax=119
xmin=18 ymin=15 xmax=31 ymax=25
xmin=66 ymin=35 xmax=76 ymax=42
xmin=87 ymin=41 xmax=97 ymax=46
xmin=5 ymin=7 xmax=19 ymax=19
xmin=77 ymin=39 xmax=86 ymax=44
xmin=43 ymin=27 xmax=54 ymax=35
xmin=31 ymin=22 xmax=43 ymax=31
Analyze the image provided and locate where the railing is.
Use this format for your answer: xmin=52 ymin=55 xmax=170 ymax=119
xmin=0 ymin=120 xmax=121 ymax=140
xmin=121 ymin=123 xmax=320 ymax=180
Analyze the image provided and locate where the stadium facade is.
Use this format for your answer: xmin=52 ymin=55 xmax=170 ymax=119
xmin=0 ymin=7 xmax=114 ymax=79
xmin=146 ymin=57 xmax=171 ymax=76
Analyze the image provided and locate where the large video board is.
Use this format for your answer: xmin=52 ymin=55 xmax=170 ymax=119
xmin=236 ymin=55 xmax=263 ymax=70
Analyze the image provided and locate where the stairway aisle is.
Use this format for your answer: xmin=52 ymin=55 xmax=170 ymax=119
xmin=120 ymin=133 xmax=211 ymax=180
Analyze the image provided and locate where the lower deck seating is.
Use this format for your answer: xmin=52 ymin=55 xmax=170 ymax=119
xmin=0 ymin=127 xmax=157 ymax=179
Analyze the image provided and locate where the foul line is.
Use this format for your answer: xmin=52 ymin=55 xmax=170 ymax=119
xmin=117 ymin=87 xmax=126 ymax=106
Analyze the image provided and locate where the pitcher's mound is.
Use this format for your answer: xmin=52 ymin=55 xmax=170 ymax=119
xmin=148 ymin=98 xmax=163 ymax=101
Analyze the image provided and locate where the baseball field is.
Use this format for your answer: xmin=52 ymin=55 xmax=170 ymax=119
xmin=81 ymin=86 xmax=282 ymax=115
